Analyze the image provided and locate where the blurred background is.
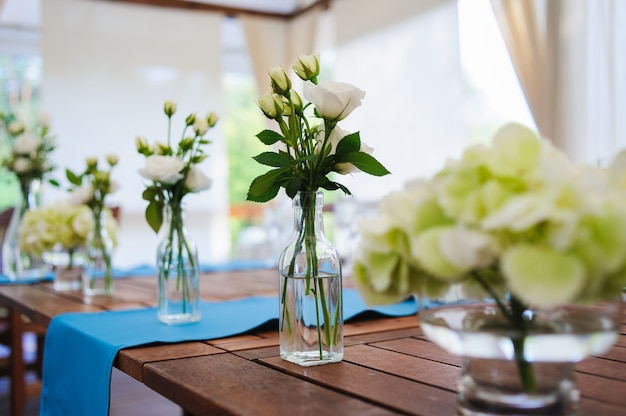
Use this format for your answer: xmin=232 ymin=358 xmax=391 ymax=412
xmin=0 ymin=0 xmax=622 ymax=270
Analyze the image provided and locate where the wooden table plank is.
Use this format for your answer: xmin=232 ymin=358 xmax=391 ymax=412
xmin=117 ymin=342 xmax=224 ymax=381
xmin=342 ymin=344 xmax=461 ymax=392
xmin=0 ymin=271 xmax=624 ymax=416
xmin=143 ymin=353 xmax=402 ymax=416
xmin=261 ymin=354 xmax=457 ymax=416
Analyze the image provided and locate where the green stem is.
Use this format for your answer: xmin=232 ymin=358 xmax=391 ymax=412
xmin=471 ymin=271 xmax=536 ymax=392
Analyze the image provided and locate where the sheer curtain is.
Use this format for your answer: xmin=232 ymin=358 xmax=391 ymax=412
xmin=491 ymin=0 xmax=626 ymax=163
xmin=240 ymin=6 xmax=323 ymax=95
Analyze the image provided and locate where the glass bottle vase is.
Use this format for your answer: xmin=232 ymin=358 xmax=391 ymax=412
xmin=278 ymin=191 xmax=343 ymax=366
xmin=83 ymin=207 xmax=114 ymax=296
xmin=1 ymin=177 xmax=49 ymax=280
xmin=156 ymin=201 xmax=201 ymax=325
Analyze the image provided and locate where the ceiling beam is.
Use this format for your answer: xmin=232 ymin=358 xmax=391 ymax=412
xmin=103 ymin=0 xmax=331 ymax=20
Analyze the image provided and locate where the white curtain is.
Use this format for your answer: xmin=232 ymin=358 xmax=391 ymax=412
xmin=240 ymin=6 xmax=323 ymax=95
xmin=491 ymin=0 xmax=626 ymax=163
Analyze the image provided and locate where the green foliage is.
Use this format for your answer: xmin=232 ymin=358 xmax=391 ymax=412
xmin=223 ymin=76 xmax=267 ymax=205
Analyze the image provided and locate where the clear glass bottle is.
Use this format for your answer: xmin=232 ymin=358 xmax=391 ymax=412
xmin=278 ymin=191 xmax=343 ymax=366
xmin=2 ymin=177 xmax=49 ymax=280
xmin=83 ymin=207 xmax=114 ymax=296
xmin=156 ymin=201 xmax=201 ymax=325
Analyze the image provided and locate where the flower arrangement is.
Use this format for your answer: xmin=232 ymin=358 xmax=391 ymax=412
xmin=353 ymin=122 xmax=626 ymax=391
xmin=66 ymin=155 xmax=120 ymax=294
xmin=136 ymin=100 xmax=218 ymax=323
xmin=247 ymin=53 xmax=390 ymax=362
xmin=136 ymin=100 xmax=217 ymax=233
xmin=247 ymin=53 xmax=389 ymax=202
xmin=66 ymin=154 xmax=120 ymax=214
xmin=1 ymin=108 xmax=57 ymax=196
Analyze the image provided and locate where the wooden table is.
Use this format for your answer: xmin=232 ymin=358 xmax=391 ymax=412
xmin=0 ymin=269 xmax=625 ymax=416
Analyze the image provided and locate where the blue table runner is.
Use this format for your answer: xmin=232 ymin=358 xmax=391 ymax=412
xmin=0 ymin=259 xmax=275 ymax=284
xmin=39 ymin=288 xmax=421 ymax=416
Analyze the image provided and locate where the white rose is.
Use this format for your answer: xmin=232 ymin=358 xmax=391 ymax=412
xmin=12 ymin=157 xmax=32 ymax=173
xmin=139 ymin=155 xmax=185 ymax=185
xmin=317 ymin=125 xmax=374 ymax=174
xmin=185 ymin=166 xmax=212 ymax=192
xmin=70 ymin=184 xmax=94 ymax=206
xmin=304 ymin=80 xmax=365 ymax=121
xmin=194 ymin=118 xmax=209 ymax=136
xmin=13 ymin=133 xmax=41 ymax=154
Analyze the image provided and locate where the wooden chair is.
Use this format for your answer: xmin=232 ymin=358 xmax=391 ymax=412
xmin=0 ymin=207 xmax=46 ymax=416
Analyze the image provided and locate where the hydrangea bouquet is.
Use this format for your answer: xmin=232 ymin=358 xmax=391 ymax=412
xmin=353 ymin=122 xmax=626 ymax=391
xmin=247 ymin=53 xmax=390 ymax=363
xmin=20 ymin=202 xmax=92 ymax=266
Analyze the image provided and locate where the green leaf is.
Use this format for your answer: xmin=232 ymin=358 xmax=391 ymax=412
xmin=334 ymin=132 xmax=361 ymax=157
xmin=145 ymin=200 xmax=163 ymax=234
xmin=47 ymin=179 xmax=60 ymax=188
xmin=256 ymin=129 xmax=284 ymax=146
xmin=247 ymin=181 xmax=281 ymax=202
xmin=285 ymin=177 xmax=302 ymax=198
xmin=246 ymin=169 xmax=287 ymax=202
xmin=142 ymin=188 xmax=158 ymax=202
xmin=339 ymin=152 xmax=391 ymax=176
xmin=253 ymin=152 xmax=291 ymax=168
xmin=65 ymin=169 xmax=82 ymax=186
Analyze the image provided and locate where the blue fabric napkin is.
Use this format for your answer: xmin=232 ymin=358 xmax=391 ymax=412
xmin=39 ymin=288 xmax=419 ymax=416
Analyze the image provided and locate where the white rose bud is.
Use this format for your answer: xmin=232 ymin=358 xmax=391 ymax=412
xmin=155 ymin=141 xmax=171 ymax=155
xmin=269 ymin=66 xmax=291 ymax=95
xmin=185 ymin=165 xmax=212 ymax=192
xmin=106 ymin=154 xmax=119 ymax=167
xmin=135 ymin=136 xmax=150 ymax=154
xmin=293 ymin=53 xmax=320 ymax=82
xmin=139 ymin=155 xmax=185 ymax=185
xmin=163 ymin=100 xmax=177 ymax=117
xmin=206 ymin=111 xmax=219 ymax=128
xmin=185 ymin=113 xmax=196 ymax=126
xmin=258 ymin=93 xmax=283 ymax=119
xmin=194 ymin=118 xmax=209 ymax=136
xmin=304 ymin=80 xmax=366 ymax=121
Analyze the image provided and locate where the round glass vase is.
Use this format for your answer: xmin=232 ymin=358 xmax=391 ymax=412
xmin=83 ymin=207 xmax=114 ymax=296
xmin=278 ymin=191 xmax=343 ymax=366
xmin=419 ymin=299 xmax=623 ymax=416
xmin=156 ymin=201 xmax=201 ymax=325
xmin=45 ymin=247 xmax=85 ymax=291
xmin=1 ymin=177 xmax=49 ymax=280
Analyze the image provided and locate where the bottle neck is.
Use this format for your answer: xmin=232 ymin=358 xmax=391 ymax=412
xmin=161 ymin=201 xmax=189 ymax=238
xmin=292 ymin=191 xmax=325 ymax=237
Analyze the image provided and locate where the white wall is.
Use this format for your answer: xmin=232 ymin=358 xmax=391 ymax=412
xmin=41 ymin=0 xmax=230 ymax=268
xmin=331 ymin=0 xmax=467 ymax=201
